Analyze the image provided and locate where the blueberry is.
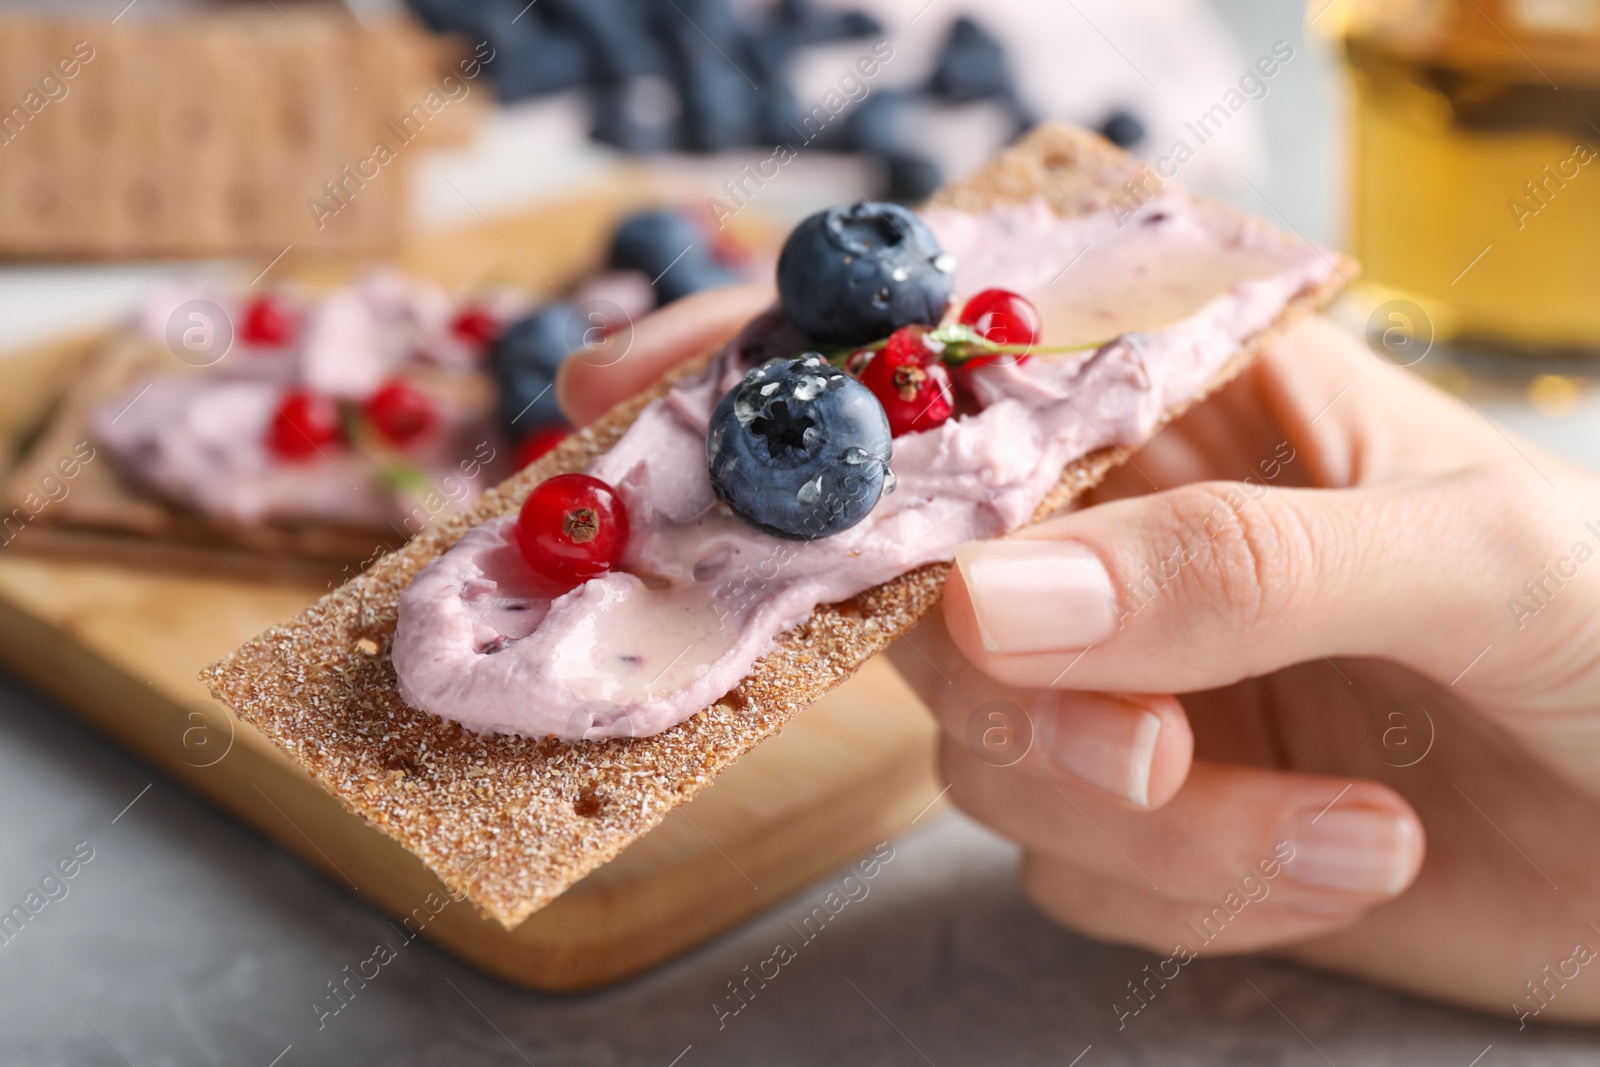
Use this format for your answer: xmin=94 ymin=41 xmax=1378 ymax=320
xmin=842 ymin=93 xmax=944 ymax=200
xmin=1098 ymin=109 xmax=1147 ymax=148
xmin=776 ymin=202 xmax=954 ymax=348
xmin=707 ymin=355 xmax=893 ymax=540
xmin=745 ymin=34 xmax=802 ymax=143
xmin=754 ymin=76 xmax=801 ymax=145
xmin=838 ymin=11 xmax=882 ymax=37
xmin=609 ymin=210 xmax=738 ymax=305
xmin=842 ymin=90 xmax=909 ymax=156
xmin=644 ymin=0 xmax=764 ymax=151
xmin=773 ymin=0 xmax=882 ymax=44
xmin=490 ymin=303 xmax=576 ymax=433
xmin=416 ymin=0 xmax=592 ymax=101
xmin=544 ymin=0 xmax=663 ymax=80
xmin=646 ymin=0 xmax=743 ymax=48
xmin=655 ymin=257 xmax=740 ymax=305
xmin=883 ymin=154 xmax=943 ymax=204
xmin=610 ymin=210 xmax=702 ymax=276
xmin=674 ymin=49 xmax=762 ymax=152
xmin=489 ymin=28 xmax=592 ymax=101
xmin=844 ymin=92 xmax=965 ymax=185
xmin=926 ymin=16 xmax=1016 ymax=104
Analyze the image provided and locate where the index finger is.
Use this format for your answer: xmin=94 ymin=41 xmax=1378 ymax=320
xmin=556 ymin=283 xmax=775 ymax=426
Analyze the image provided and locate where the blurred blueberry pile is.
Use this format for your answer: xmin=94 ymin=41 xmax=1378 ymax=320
xmin=412 ymin=1 xmax=1157 ymax=459
xmin=404 ymin=0 xmax=1146 ymax=202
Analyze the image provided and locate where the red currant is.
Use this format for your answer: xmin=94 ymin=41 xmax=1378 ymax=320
xmin=859 ymin=326 xmax=954 ymax=437
xmin=267 ymin=389 xmax=341 ymax=460
xmin=450 ymin=305 xmax=499 ymax=350
xmin=515 ymin=426 xmax=570 ymax=469
xmin=241 ymin=295 xmax=299 ymax=348
xmin=364 ymin=379 xmax=437 ymax=448
xmin=516 ymin=473 xmax=629 ymax=590
xmin=956 ymin=288 xmax=1040 ymax=381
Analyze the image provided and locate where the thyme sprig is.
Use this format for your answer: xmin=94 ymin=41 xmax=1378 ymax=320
xmin=820 ymin=323 xmax=1113 ymax=372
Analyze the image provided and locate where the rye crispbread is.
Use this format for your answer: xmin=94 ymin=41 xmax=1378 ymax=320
xmin=1 ymin=332 xmax=410 ymax=583
xmin=0 ymin=11 xmax=469 ymax=260
xmin=202 ymin=125 xmax=1355 ymax=928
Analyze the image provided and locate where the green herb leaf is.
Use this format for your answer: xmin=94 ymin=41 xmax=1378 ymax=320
xmin=376 ymin=461 xmax=433 ymax=495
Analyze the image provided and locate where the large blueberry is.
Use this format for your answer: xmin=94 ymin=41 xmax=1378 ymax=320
xmin=489 ymin=303 xmax=575 ymax=434
xmin=707 ymin=355 xmax=893 ymax=540
xmin=776 ymin=202 xmax=954 ymax=348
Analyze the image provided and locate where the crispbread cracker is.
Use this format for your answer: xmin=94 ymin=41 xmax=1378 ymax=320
xmin=2 ymin=332 xmax=406 ymax=582
xmin=203 ymin=125 xmax=1355 ymax=928
xmin=0 ymin=11 xmax=466 ymax=259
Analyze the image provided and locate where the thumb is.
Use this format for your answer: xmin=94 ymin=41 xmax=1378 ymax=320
xmin=945 ymin=462 xmax=1600 ymax=710
xmin=557 ymin=283 xmax=774 ymax=427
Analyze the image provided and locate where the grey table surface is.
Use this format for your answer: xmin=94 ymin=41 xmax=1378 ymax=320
xmin=2 ymin=672 xmax=1597 ymax=1067
xmin=5 ymin=0 xmax=1600 ymax=1064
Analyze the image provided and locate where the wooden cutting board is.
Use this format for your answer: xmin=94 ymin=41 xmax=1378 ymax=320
xmin=0 ymin=186 xmax=943 ymax=991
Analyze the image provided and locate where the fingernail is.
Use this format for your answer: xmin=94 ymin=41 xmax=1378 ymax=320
xmin=956 ymin=540 xmax=1118 ymax=654
xmin=1281 ymin=807 xmax=1417 ymax=895
xmin=1036 ymin=694 xmax=1161 ymax=807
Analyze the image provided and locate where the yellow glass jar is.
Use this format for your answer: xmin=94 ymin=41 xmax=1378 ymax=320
xmin=1325 ymin=0 xmax=1600 ymax=361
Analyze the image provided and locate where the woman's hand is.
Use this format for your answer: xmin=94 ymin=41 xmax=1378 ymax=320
xmin=557 ymin=284 xmax=775 ymax=426
xmin=892 ymin=314 xmax=1600 ymax=1024
xmin=562 ymin=288 xmax=1600 ymax=1024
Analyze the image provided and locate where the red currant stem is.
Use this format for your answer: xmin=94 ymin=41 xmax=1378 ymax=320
xmin=818 ymin=333 xmax=1114 ymax=371
xmin=941 ymin=338 xmax=1110 ymax=366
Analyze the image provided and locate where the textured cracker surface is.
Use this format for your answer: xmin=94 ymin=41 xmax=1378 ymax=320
xmin=203 ymin=125 xmax=1353 ymax=928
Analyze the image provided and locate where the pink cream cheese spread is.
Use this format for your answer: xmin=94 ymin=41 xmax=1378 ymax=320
xmin=393 ymin=192 xmax=1337 ymax=741
xmin=92 ymin=375 xmax=500 ymax=528
xmin=92 ymin=271 xmax=515 ymax=528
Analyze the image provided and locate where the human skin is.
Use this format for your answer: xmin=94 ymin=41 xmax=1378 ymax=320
xmin=561 ymin=286 xmax=1600 ymax=1024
